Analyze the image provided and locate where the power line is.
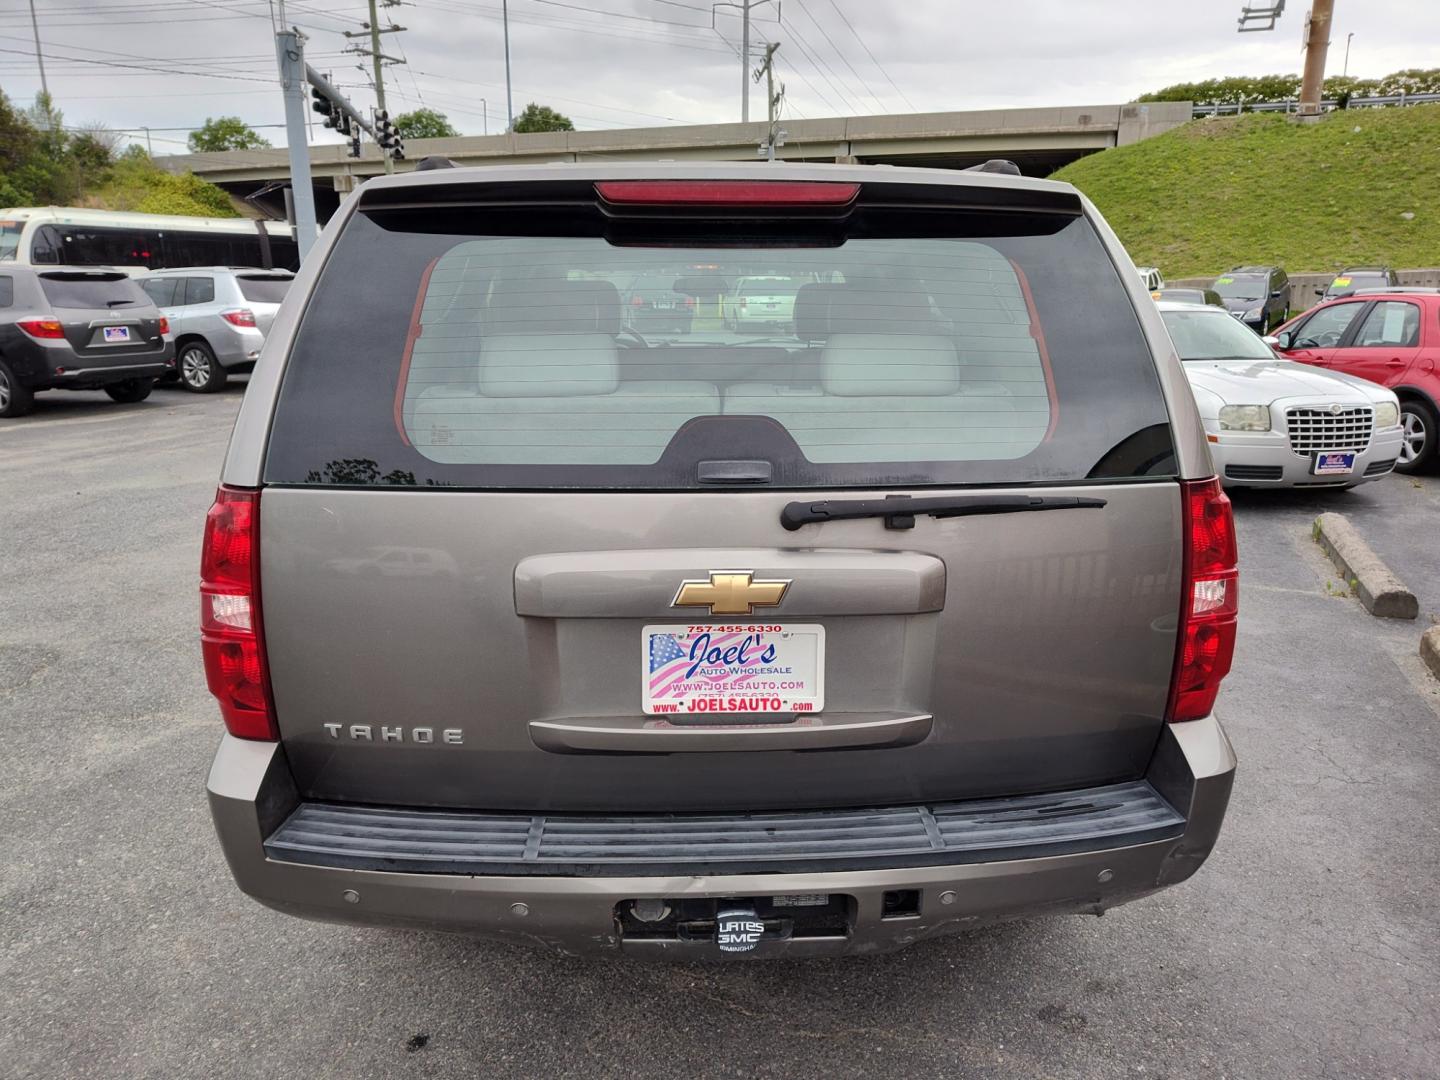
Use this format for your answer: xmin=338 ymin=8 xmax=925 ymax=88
xmin=823 ymin=0 xmax=915 ymax=110
xmin=417 ymin=0 xmax=735 ymax=54
xmin=792 ymin=0 xmax=883 ymax=112
xmin=403 ymin=67 xmax=688 ymax=127
xmin=0 ymin=43 xmax=276 ymax=81
xmin=522 ymin=0 xmax=712 ymax=31
xmin=775 ymin=14 xmax=861 ymax=113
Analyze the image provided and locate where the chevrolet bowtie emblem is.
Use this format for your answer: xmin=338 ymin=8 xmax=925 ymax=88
xmin=672 ymin=571 xmax=791 ymax=616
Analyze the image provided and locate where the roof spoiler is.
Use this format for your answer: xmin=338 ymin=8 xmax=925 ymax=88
xmin=963 ymin=159 xmax=1021 ymax=176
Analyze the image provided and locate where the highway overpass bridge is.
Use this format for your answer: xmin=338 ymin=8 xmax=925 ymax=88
xmin=162 ymin=101 xmax=1190 ymax=221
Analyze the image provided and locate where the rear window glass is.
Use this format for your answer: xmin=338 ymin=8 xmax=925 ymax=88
xmin=39 ymin=273 xmax=148 ymax=309
xmin=183 ymin=276 xmax=215 ymax=305
xmin=237 ymin=275 xmax=293 ymax=303
xmin=738 ymin=279 xmax=801 ymax=297
xmin=141 ymin=278 xmax=180 ymax=306
xmin=265 ymin=199 xmax=1175 ymax=489
xmin=0 ymin=220 xmax=22 ymax=262
xmin=1211 ymin=273 xmax=1267 ymax=299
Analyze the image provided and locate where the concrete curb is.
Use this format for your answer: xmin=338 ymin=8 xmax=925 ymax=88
xmin=1313 ymin=512 xmax=1419 ymax=620
xmin=1422 ymin=628 xmax=1440 ymax=681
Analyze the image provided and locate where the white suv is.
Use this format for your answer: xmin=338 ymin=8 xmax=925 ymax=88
xmin=138 ymin=267 xmax=293 ymax=392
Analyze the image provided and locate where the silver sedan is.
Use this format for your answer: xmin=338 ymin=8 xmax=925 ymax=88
xmin=1158 ymin=301 xmax=1404 ymax=489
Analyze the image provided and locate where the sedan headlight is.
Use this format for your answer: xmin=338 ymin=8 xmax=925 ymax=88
xmin=1374 ymin=401 xmax=1399 ymax=428
xmin=1245 ymin=307 xmax=1264 ymax=320
xmin=1219 ymin=404 xmax=1272 ymax=431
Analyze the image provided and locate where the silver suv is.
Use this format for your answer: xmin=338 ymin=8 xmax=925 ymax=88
xmin=139 ymin=267 xmax=293 ymax=392
xmin=0 ymin=266 xmax=171 ymax=417
xmin=204 ymin=164 xmax=1238 ymax=958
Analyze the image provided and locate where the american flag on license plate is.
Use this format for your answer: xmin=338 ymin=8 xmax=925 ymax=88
xmin=648 ymin=633 xmax=687 ymax=673
xmin=647 ymin=629 xmax=757 ymax=699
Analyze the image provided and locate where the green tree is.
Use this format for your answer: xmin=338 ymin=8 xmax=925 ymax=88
xmin=0 ymin=89 xmax=231 ymax=214
xmin=394 ymin=108 xmax=459 ymax=139
xmin=1139 ymin=67 xmax=1440 ymax=108
xmin=1377 ymin=68 xmax=1440 ymax=95
xmin=188 ymin=116 xmax=271 ymax=153
xmin=95 ymin=156 xmax=238 ymax=217
xmin=0 ymin=91 xmax=39 ymax=203
xmin=6 ymin=93 xmax=113 ymax=203
xmin=1138 ymin=75 xmax=1302 ymax=106
xmin=511 ymin=102 xmax=574 ymax=133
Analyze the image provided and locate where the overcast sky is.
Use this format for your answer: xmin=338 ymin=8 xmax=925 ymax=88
xmin=1 ymin=0 xmax=1435 ymax=154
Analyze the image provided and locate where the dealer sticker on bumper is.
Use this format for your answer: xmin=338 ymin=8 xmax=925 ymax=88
xmin=1314 ymin=451 xmax=1356 ymax=475
xmin=642 ymin=624 xmax=824 ymax=716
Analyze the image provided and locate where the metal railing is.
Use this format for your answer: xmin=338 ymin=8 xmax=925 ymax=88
xmin=1193 ymin=92 xmax=1440 ymax=117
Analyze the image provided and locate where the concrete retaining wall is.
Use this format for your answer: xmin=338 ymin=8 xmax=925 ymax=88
xmin=1170 ymin=268 xmax=1440 ymax=313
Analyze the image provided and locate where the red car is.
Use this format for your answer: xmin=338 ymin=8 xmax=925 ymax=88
xmin=1271 ymin=289 xmax=1440 ymax=472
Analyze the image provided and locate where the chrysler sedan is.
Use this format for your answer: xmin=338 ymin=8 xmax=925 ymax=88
xmin=1159 ymin=301 xmax=1403 ymax=488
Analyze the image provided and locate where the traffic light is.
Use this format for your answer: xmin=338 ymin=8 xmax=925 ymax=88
xmin=374 ymin=109 xmax=405 ymax=161
xmin=349 ymin=126 xmax=362 ymax=159
xmin=310 ymin=85 xmax=336 ymax=128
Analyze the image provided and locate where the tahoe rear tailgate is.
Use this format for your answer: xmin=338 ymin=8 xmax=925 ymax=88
xmin=256 ymin=175 xmax=1184 ymax=813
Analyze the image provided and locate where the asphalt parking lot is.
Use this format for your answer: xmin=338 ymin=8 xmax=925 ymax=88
xmin=3 ymin=386 xmax=1438 ymax=1080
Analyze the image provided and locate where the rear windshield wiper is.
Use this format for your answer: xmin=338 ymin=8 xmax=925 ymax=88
xmin=780 ymin=493 xmax=1107 ymax=531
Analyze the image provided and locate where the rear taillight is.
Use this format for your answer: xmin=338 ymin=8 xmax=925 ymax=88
xmin=158 ymin=316 xmax=170 ymax=335
xmin=200 ymin=487 xmax=276 ymax=740
xmin=1167 ymin=478 xmax=1239 ymax=722
xmin=631 ymin=295 xmax=644 ymax=307
xmin=17 ymin=318 xmax=64 ymax=339
xmin=683 ymin=296 xmax=695 ymax=310
xmin=220 ymin=308 xmax=257 ymax=328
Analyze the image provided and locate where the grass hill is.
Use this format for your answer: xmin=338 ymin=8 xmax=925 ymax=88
xmin=1050 ymin=104 xmax=1440 ymax=278
xmin=86 ymin=157 xmax=240 ymax=218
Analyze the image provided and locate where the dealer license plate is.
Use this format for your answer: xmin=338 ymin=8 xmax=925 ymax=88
xmin=102 ymin=326 xmax=131 ymax=343
xmin=1313 ymin=451 xmax=1356 ymax=476
xmin=642 ymin=624 xmax=824 ymax=716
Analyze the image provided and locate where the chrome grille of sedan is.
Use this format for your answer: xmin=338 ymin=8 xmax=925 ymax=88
xmin=1286 ymin=407 xmax=1374 ymax=456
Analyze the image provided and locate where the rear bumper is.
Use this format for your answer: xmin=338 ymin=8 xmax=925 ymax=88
xmin=207 ymin=717 xmax=1235 ymax=958
xmin=207 ymin=324 xmax=265 ymax=367
xmin=5 ymin=338 xmax=172 ymax=388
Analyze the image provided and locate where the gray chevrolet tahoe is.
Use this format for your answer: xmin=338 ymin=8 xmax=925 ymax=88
xmin=204 ymin=163 xmax=1238 ymax=958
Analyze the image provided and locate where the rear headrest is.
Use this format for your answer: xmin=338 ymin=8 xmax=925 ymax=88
xmin=826 ymin=286 xmax=941 ymax=337
xmin=479 ymin=334 xmax=619 ymax=397
xmin=821 ymin=334 xmax=960 ymax=397
xmin=484 ymin=279 xmax=621 ymax=335
xmin=793 ymin=283 xmax=846 ymax=341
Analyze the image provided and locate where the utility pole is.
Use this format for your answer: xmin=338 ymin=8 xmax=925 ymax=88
xmin=741 ymin=0 xmax=751 ymax=123
xmin=1343 ymin=31 xmax=1353 ymax=77
xmin=1298 ymin=0 xmax=1334 ymax=118
xmin=344 ymin=0 xmax=406 ymax=173
xmin=27 ymin=0 xmax=48 ymax=108
xmin=275 ymin=29 xmax=319 ymax=258
xmin=755 ymin=42 xmax=784 ymax=162
xmin=142 ymin=126 xmax=152 ymax=155
xmin=481 ymin=98 xmax=488 ymax=136
xmin=714 ymin=0 xmax=777 ymax=123
xmin=503 ymin=0 xmax=514 ymax=131
xmin=367 ymin=0 xmax=390 ymax=173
